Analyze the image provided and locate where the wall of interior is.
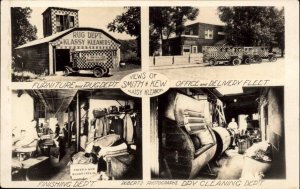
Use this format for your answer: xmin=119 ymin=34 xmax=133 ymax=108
xmin=266 ymin=87 xmax=285 ymax=178
xmin=12 ymin=91 xmax=34 ymax=135
xmin=88 ymin=99 xmax=135 ymax=127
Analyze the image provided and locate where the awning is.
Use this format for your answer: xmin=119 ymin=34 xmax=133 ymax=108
xmin=214 ymin=40 xmax=227 ymax=46
xmin=28 ymin=90 xmax=77 ymax=115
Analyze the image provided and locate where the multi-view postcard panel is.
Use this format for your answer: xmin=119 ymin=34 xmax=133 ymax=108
xmin=11 ymin=89 xmax=142 ymax=181
xmin=3 ymin=2 xmax=298 ymax=188
xmin=150 ymin=87 xmax=285 ymax=180
xmin=11 ymin=7 xmax=141 ymax=82
xmin=149 ymin=6 xmax=285 ymax=81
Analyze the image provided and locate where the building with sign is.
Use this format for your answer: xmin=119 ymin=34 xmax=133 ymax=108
xmin=162 ymin=22 xmax=225 ymax=55
xmin=15 ymin=7 xmax=121 ymax=75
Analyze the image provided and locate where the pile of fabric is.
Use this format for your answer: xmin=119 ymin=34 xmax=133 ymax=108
xmin=70 ymin=151 xmax=91 ymax=164
xmin=244 ymin=141 xmax=272 ymax=162
xmin=86 ymin=134 xmax=129 ymax=159
xmin=90 ymin=106 xmax=137 ymax=145
xmin=69 ymin=134 xmax=130 ymax=178
xmin=240 ymin=141 xmax=272 ymax=180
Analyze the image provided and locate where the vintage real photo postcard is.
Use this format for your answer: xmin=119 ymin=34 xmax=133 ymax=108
xmin=1 ymin=0 xmax=299 ymax=189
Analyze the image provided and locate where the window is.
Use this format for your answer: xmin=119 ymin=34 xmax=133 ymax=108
xmin=192 ymin=46 xmax=198 ymax=53
xmin=69 ymin=16 xmax=75 ymax=28
xmin=35 ymin=100 xmax=46 ymax=118
xmin=205 ymin=29 xmax=214 ymax=39
xmin=56 ymin=15 xmax=63 ymax=32
xmin=182 ymin=46 xmax=191 ymax=53
xmin=56 ymin=15 xmax=75 ymax=32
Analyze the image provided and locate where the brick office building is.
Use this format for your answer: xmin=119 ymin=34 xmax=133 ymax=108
xmin=15 ymin=7 xmax=121 ymax=75
xmin=163 ymin=22 xmax=225 ymax=55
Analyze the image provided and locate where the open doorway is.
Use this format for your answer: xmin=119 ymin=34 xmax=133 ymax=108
xmin=55 ymin=49 xmax=70 ymax=72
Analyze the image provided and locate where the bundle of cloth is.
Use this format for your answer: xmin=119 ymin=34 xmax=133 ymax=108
xmin=70 ymin=134 xmax=129 ymax=166
xmin=244 ymin=141 xmax=272 ymax=162
xmin=85 ymin=134 xmax=129 ymax=160
xmin=240 ymin=141 xmax=272 ymax=180
xmin=70 ymin=151 xmax=91 ymax=164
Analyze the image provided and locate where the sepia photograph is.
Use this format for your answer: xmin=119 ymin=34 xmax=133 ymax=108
xmin=150 ymin=87 xmax=285 ymax=180
xmin=11 ymin=89 xmax=142 ymax=181
xmin=0 ymin=1 xmax=299 ymax=188
xmin=149 ymin=7 xmax=285 ymax=81
xmin=11 ymin=7 xmax=141 ymax=82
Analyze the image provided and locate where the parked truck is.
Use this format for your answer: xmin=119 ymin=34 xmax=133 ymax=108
xmin=203 ymin=46 xmax=277 ymax=66
xmin=64 ymin=50 xmax=118 ymax=78
xmin=203 ymin=46 xmax=243 ymax=66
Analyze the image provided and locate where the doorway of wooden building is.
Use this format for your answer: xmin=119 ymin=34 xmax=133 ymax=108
xmin=55 ymin=49 xmax=70 ymax=72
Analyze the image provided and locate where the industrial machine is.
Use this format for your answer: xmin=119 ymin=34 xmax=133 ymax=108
xmin=161 ymin=92 xmax=235 ymax=179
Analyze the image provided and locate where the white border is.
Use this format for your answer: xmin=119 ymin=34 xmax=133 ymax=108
xmin=1 ymin=1 xmax=299 ymax=188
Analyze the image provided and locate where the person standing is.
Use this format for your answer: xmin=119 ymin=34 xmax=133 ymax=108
xmin=228 ymin=118 xmax=239 ymax=147
xmin=228 ymin=118 xmax=238 ymax=132
xmin=55 ymin=123 xmax=60 ymax=138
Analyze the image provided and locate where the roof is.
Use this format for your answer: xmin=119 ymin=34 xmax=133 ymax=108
xmin=15 ymin=27 xmax=121 ymax=50
xmin=27 ymin=89 xmax=77 ymax=115
xmin=214 ymin=39 xmax=227 ymax=46
xmin=42 ymin=7 xmax=79 ymax=15
xmin=15 ymin=28 xmax=73 ymax=49
xmin=186 ymin=22 xmax=225 ymax=27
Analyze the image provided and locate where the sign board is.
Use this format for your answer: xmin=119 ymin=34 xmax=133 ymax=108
xmin=85 ymin=54 xmax=108 ymax=63
xmin=53 ymin=30 xmax=119 ymax=50
xmin=70 ymin=163 xmax=98 ymax=180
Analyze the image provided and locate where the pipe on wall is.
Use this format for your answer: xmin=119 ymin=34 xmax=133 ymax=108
xmin=76 ymin=92 xmax=80 ymax=152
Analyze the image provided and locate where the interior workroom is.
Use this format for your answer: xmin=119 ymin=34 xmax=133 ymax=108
xmin=150 ymin=87 xmax=285 ymax=180
xmin=11 ymin=89 xmax=142 ymax=181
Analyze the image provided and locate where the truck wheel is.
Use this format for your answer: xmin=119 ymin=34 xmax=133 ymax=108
xmin=232 ymin=58 xmax=241 ymax=66
xmin=209 ymin=59 xmax=217 ymax=66
xmin=244 ymin=58 xmax=251 ymax=64
xmin=93 ymin=67 xmax=104 ymax=78
xmin=269 ymin=56 xmax=277 ymax=62
xmin=255 ymin=57 xmax=262 ymax=63
xmin=64 ymin=68 xmax=70 ymax=76
xmin=103 ymin=68 xmax=109 ymax=76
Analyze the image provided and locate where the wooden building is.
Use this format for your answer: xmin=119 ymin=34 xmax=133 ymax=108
xmin=15 ymin=7 xmax=121 ymax=75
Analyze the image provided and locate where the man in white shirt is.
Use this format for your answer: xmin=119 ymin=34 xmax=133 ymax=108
xmin=228 ymin=118 xmax=239 ymax=147
xmin=228 ymin=118 xmax=239 ymax=133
